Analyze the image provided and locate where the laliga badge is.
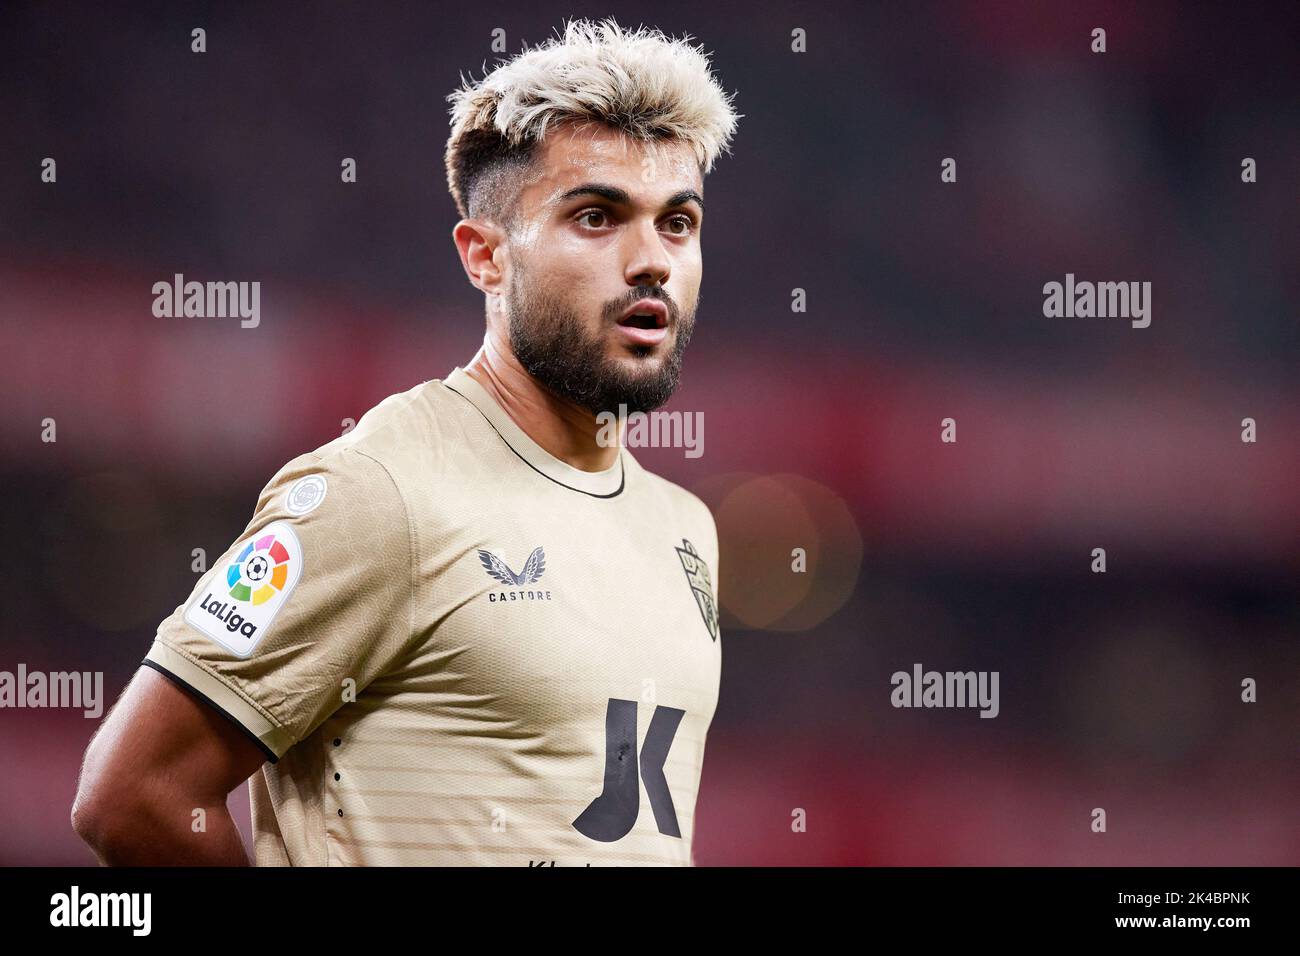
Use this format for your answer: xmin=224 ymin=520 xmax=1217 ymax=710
xmin=184 ymin=520 xmax=304 ymax=656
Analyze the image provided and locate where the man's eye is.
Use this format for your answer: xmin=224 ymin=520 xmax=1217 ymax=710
xmin=578 ymin=209 xmax=608 ymax=228
xmin=664 ymin=215 xmax=695 ymax=235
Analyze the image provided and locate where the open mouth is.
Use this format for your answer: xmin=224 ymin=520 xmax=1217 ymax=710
xmin=619 ymin=312 xmax=663 ymax=330
xmin=617 ymin=298 xmax=669 ymax=330
xmin=614 ymin=300 xmax=670 ymax=347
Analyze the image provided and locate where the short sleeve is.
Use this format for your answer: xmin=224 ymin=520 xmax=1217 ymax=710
xmin=142 ymin=447 xmax=414 ymax=763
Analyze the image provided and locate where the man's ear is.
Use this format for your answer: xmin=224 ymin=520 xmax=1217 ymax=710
xmin=452 ymin=218 xmax=508 ymax=295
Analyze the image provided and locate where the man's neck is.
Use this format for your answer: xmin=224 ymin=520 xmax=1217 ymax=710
xmin=462 ymin=332 xmax=621 ymax=473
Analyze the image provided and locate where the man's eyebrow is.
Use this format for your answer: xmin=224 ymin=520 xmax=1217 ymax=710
xmin=557 ymin=183 xmax=705 ymax=213
xmin=665 ymin=189 xmax=705 ymax=213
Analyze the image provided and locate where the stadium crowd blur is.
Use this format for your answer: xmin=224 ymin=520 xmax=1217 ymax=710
xmin=1 ymin=1 xmax=1295 ymax=863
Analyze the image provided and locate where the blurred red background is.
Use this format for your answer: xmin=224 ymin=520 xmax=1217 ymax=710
xmin=1 ymin=0 xmax=1296 ymax=864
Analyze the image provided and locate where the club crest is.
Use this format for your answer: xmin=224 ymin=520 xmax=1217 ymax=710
xmin=674 ymin=538 xmax=719 ymax=642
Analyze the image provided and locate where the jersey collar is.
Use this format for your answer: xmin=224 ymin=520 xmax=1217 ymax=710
xmin=441 ymin=366 xmax=626 ymax=498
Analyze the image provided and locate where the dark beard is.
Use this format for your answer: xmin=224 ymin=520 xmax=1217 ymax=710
xmin=506 ymin=263 xmax=695 ymax=416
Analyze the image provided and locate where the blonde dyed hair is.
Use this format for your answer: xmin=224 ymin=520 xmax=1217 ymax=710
xmin=444 ymin=17 xmax=740 ymax=221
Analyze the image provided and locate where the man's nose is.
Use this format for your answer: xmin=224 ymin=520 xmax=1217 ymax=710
xmin=623 ymin=219 xmax=671 ymax=287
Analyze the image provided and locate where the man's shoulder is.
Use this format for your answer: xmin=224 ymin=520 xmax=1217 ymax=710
xmin=256 ymin=378 xmax=467 ymax=519
xmin=313 ymin=376 xmax=467 ymax=470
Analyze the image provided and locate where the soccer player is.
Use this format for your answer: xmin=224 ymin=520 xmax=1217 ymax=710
xmin=71 ymin=18 xmax=739 ymax=866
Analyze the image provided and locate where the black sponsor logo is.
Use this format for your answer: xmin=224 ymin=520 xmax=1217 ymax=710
xmin=573 ymin=698 xmax=685 ymax=842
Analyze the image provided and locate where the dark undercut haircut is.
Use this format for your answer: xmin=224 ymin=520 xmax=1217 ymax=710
xmin=447 ymin=127 xmax=535 ymax=228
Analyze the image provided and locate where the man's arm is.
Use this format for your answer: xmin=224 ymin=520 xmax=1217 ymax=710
xmin=71 ymin=666 xmax=270 ymax=865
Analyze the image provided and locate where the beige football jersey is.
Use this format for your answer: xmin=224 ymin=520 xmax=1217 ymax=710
xmin=142 ymin=366 xmax=722 ymax=866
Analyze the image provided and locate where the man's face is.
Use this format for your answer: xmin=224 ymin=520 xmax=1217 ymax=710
xmin=501 ymin=121 xmax=705 ymax=415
